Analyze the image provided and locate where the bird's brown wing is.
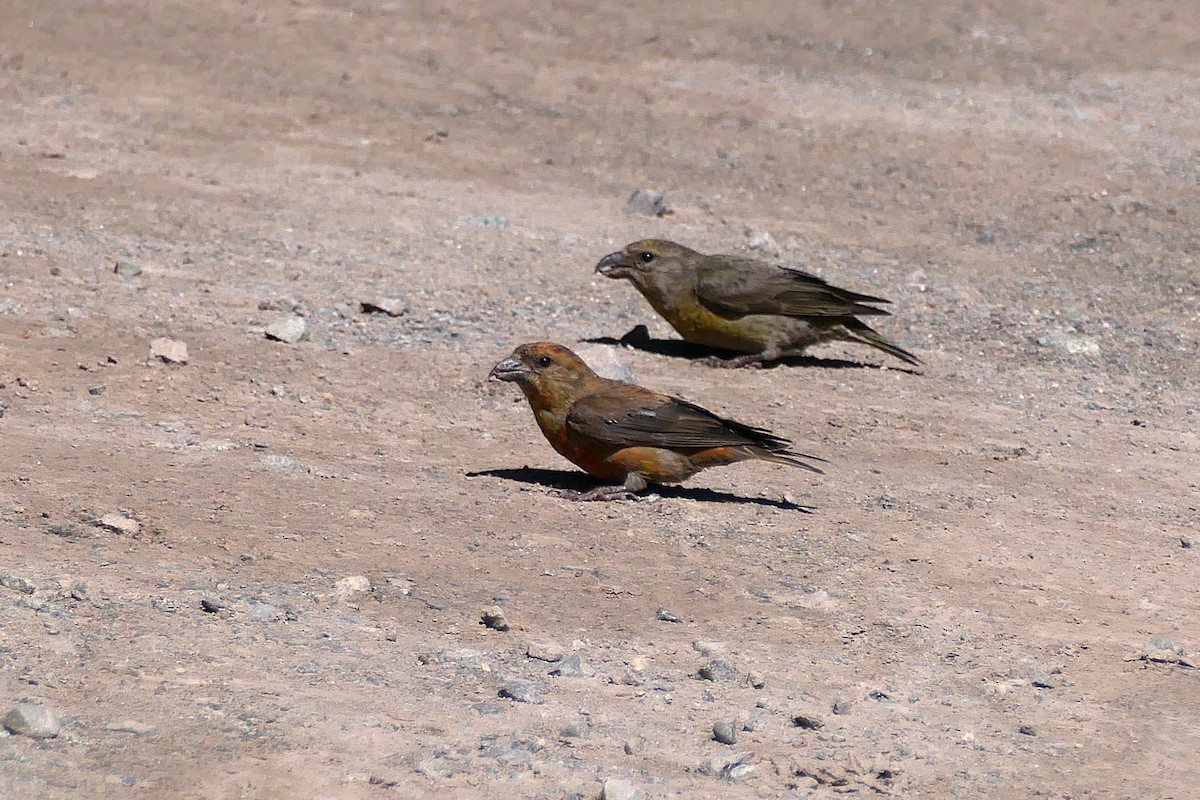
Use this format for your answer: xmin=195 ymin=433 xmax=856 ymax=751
xmin=566 ymin=383 xmax=791 ymax=451
xmin=694 ymin=257 xmax=892 ymax=318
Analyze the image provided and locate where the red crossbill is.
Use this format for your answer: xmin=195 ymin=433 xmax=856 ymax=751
xmin=596 ymin=239 xmax=919 ymax=367
xmin=489 ymin=342 xmax=822 ymax=501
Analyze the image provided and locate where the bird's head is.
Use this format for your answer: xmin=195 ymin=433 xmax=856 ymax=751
xmin=489 ymin=342 xmax=598 ymax=402
xmin=594 ymin=239 xmax=699 ymax=284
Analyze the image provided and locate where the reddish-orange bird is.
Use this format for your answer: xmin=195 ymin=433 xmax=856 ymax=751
xmin=488 ymin=342 xmax=823 ymax=501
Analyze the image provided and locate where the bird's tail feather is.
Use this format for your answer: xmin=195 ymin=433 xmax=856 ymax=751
xmin=751 ymin=447 xmax=826 ymax=474
xmin=843 ymin=320 xmax=921 ymax=366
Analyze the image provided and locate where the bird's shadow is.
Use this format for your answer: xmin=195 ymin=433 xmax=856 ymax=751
xmin=583 ymin=326 xmax=919 ymax=373
xmin=467 ymin=467 xmax=815 ymax=512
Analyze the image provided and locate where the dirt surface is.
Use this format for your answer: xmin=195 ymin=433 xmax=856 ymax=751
xmin=2 ymin=2 xmax=1198 ymax=798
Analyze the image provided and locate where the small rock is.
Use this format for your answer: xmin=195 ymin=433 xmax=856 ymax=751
xmin=481 ymin=606 xmax=509 ymax=632
xmin=526 ymin=641 xmax=563 ymax=662
xmin=607 ymin=667 xmax=643 ymax=686
xmin=200 ymin=597 xmax=230 ymax=614
xmin=692 ymin=640 xmax=727 ymax=657
xmin=1018 ymin=724 xmax=1037 ymax=736
xmin=248 ymin=602 xmax=280 ymax=622
xmin=623 ymin=188 xmax=670 ymax=217
xmin=15 ymin=596 xmax=53 ymax=612
xmin=265 ymin=315 xmax=308 ymax=343
xmin=655 ymin=607 xmax=682 ymax=623
xmin=105 ymin=720 xmax=158 ymax=735
xmin=791 ymin=714 xmax=824 ymax=730
xmin=414 ymin=757 xmax=453 ymax=779
xmin=560 ymin=721 xmax=589 ymax=739
xmin=724 ymin=763 xmax=758 ymax=782
xmin=744 ymin=228 xmax=780 ymax=257
xmin=498 ymin=680 xmax=544 ymax=704
xmin=746 ymin=671 xmax=766 ymax=689
xmin=697 ymin=658 xmax=735 ymax=682
xmin=699 ymin=754 xmax=756 ymax=780
xmin=574 ymin=345 xmax=635 ymax=383
xmin=113 ymin=258 xmax=143 ymax=277
xmin=1143 ymin=637 xmax=1184 ymax=657
xmin=96 ymin=513 xmax=140 ymax=535
xmin=1138 ymin=637 xmax=1195 ymax=667
xmin=1181 ymin=536 xmax=1193 ymax=549
xmin=742 ymin=715 xmax=766 ymax=732
xmin=479 ymin=739 xmax=538 ymax=763
xmin=601 ymin=777 xmax=645 ymax=800
xmin=68 ymin=581 xmax=88 ymax=602
xmin=88 ymin=384 xmax=107 ymax=396
xmin=150 ymin=338 xmax=188 ymax=364
xmin=832 ymin=698 xmax=853 ymax=715
xmin=3 ymin=704 xmax=61 ymax=739
xmin=333 ymin=575 xmax=371 ymax=597
xmin=1 ymin=574 xmax=36 ymax=595
xmin=713 ymin=721 xmax=737 ymax=745
xmin=550 ymin=653 xmax=594 ymax=678
xmin=150 ymin=596 xmax=181 ymax=613
xmin=358 ymin=299 xmax=407 ymax=317
xmin=1037 ymin=332 xmax=1100 ymax=357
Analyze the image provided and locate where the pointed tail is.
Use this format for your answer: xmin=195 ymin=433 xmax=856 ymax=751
xmin=843 ymin=320 xmax=921 ymax=366
xmin=751 ymin=447 xmax=826 ymax=474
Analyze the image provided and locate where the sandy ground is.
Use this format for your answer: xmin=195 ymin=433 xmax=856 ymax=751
xmin=2 ymin=1 xmax=1198 ymax=798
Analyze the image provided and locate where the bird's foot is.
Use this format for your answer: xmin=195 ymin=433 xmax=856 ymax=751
xmin=699 ymin=353 xmax=764 ymax=369
xmin=555 ymin=485 xmax=640 ymax=502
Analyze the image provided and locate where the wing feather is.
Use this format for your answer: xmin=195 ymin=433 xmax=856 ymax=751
xmin=567 ymin=384 xmax=789 ymax=451
xmin=695 ymin=258 xmax=892 ymax=319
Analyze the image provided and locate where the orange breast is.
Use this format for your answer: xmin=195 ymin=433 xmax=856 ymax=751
xmin=533 ymin=408 xmax=626 ymax=481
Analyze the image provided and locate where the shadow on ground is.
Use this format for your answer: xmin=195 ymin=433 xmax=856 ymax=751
xmin=467 ymin=467 xmax=816 ymax=511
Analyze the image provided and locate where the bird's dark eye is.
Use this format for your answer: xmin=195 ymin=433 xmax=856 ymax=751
xmin=536 ymin=355 xmax=553 ymax=367
xmin=639 ymin=251 xmax=655 ymax=263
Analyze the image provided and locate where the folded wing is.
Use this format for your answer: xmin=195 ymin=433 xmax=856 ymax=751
xmin=566 ymin=383 xmax=824 ymax=473
xmin=695 ymin=257 xmax=892 ymax=319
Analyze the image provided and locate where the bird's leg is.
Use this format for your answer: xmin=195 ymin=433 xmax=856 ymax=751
xmin=558 ymin=473 xmax=647 ymax=502
xmin=699 ymin=353 xmax=764 ymax=369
